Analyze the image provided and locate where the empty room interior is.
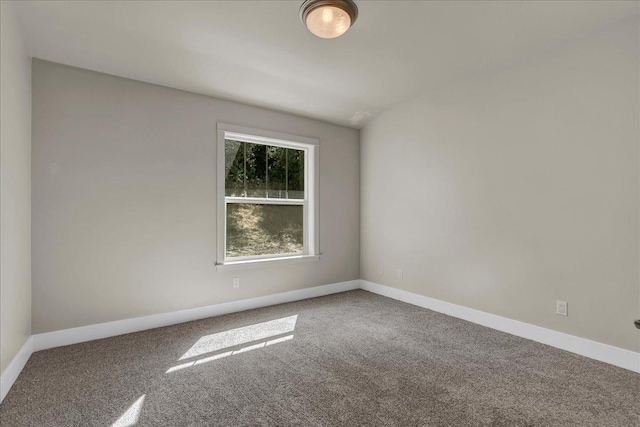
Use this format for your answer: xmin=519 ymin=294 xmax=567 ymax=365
xmin=1 ymin=1 xmax=640 ymax=425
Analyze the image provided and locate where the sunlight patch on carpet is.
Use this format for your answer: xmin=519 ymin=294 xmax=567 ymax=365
xmin=167 ymin=335 xmax=294 ymax=373
xmin=111 ymin=394 xmax=145 ymax=427
xmin=179 ymin=315 xmax=297 ymax=360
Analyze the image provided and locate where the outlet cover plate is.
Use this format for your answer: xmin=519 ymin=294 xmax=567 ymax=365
xmin=556 ymin=300 xmax=568 ymax=316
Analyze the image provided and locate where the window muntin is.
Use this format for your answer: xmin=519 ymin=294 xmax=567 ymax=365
xmin=217 ymin=124 xmax=319 ymax=267
xmin=224 ymin=140 xmax=304 ymax=200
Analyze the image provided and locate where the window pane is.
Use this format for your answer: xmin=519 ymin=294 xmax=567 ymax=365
xmin=245 ymin=143 xmax=266 ymax=198
xmin=225 ymin=140 xmax=244 ymax=197
xmin=267 ymin=146 xmax=287 ymax=198
xmin=287 ymin=148 xmax=305 ymax=199
xmin=226 ymin=204 xmax=303 ymax=258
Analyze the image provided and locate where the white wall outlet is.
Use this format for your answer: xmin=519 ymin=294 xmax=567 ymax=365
xmin=397 ymin=269 xmax=403 ymax=279
xmin=556 ymin=300 xmax=568 ymax=316
xmin=379 ymin=266 xmax=384 ymax=275
xmin=233 ymin=277 xmax=240 ymax=288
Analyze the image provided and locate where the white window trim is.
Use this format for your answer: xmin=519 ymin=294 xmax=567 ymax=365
xmin=216 ymin=123 xmax=320 ymax=270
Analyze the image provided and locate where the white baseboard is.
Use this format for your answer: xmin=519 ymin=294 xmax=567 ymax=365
xmin=3 ymin=278 xmax=637 ymax=404
xmin=360 ymin=280 xmax=640 ymax=374
xmin=32 ymin=280 xmax=360 ymax=352
xmin=0 ymin=336 xmax=33 ymax=403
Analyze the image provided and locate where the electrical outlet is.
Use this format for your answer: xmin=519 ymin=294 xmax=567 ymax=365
xmin=233 ymin=277 xmax=240 ymax=289
xmin=556 ymin=300 xmax=568 ymax=316
xmin=397 ymin=269 xmax=403 ymax=279
xmin=379 ymin=266 xmax=384 ymax=275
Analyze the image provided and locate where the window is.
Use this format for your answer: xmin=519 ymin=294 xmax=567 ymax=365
xmin=216 ymin=123 xmax=319 ymax=269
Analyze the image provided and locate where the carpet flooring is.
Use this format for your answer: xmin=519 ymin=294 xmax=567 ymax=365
xmin=1 ymin=290 xmax=639 ymax=426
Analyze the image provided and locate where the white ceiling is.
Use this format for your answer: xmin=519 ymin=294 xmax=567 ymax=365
xmin=11 ymin=1 xmax=639 ymax=128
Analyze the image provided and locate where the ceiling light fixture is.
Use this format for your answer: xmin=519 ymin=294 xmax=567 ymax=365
xmin=300 ymin=0 xmax=358 ymax=39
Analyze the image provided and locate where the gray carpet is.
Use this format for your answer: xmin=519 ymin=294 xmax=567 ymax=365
xmin=1 ymin=290 xmax=639 ymax=426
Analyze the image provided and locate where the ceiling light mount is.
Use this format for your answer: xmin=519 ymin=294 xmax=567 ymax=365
xmin=300 ymin=0 xmax=358 ymax=39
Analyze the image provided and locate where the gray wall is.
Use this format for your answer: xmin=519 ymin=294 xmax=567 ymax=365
xmin=1 ymin=2 xmax=32 ymax=375
xmin=32 ymin=60 xmax=360 ymax=334
xmin=361 ymin=18 xmax=640 ymax=352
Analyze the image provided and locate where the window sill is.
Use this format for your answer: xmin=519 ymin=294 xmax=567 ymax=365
xmin=215 ymin=255 xmax=320 ymax=271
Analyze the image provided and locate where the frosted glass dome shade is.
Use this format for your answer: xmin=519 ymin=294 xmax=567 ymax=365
xmin=306 ymin=5 xmax=351 ymax=39
xmin=300 ymin=0 xmax=358 ymax=39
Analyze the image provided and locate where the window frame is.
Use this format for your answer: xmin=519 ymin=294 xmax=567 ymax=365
xmin=216 ymin=123 xmax=320 ymax=270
